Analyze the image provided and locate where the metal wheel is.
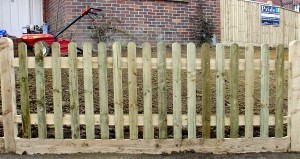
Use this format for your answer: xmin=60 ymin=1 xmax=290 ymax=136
xmin=40 ymin=41 xmax=50 ymax=56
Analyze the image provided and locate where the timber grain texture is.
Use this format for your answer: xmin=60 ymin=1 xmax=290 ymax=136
xmin=0 ymin=40 xmax=297 ymax=155
xmin=221 ymin=0 xmax=300 ymax=47
xmin=15 ymin=138 xmax=290 ymax=155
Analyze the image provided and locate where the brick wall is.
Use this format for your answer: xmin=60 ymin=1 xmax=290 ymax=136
xmin=43 ymin=0 xmax=47 ymax=22
xmin=282 ymin=0 xmax=300 ymax=9
xmin=44 ymin=0 xmax=68 ymax=36
xmin=12 ymin=38 xmax=22 ymax=57
xmin=45 ymin=0 xmax=221 ymax=46
xmin=257 ymin=0 xmax=281 ymax=5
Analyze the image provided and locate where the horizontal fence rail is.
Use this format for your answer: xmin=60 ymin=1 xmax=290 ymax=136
xmin=1 ymin=38 xmax=300 ymax=154
xmin=11 ymin=57 xmax=290 ymax=70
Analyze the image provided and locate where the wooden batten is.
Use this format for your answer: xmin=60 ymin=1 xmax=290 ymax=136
xmin=143 ymin=42 xmax=153 ymax=139
xmin=98 ymin=43 xmax=109 ymax=139
xmin=12 ymin=57 xmax=290 ymax=71
xmin=0 ymin=38 xmax=17 ymax=153
xmin=52 ymin=43 xmax=63 ymax=139
xmin=68 ymin=42 xmax=80 ymax=139
xmin=113 ymin=42 xmax=124 ymax=139
xmin=15 ymin=138 xmax=290 ymax=155
xmin=187 ymin=43 xmax=196 ymax=139
xmin=216 ymin=44 xmax=225 ymax=139
xmin=34 ymin=42 xmax=47 ymax=139
xmin=289 ymin=41 xmax=300 ymax=152
xmin=230 ymin=43 xmax=239 ymax=138
xmin=245 ymin=44 xmax=254 ymax=138
xmin=83 ymin=43 xmax=95 ymax=139
xmin=14 ymin=114 xmax=289 ymax=127
xmin=172 ymin=43 xmax=182 ymax=139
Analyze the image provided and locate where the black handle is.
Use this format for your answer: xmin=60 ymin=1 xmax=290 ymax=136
xmin=90 ymin=8 xmax=102 ymax=12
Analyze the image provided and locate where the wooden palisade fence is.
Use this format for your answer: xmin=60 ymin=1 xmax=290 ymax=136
xmin=0 ymin=37 xmax=300 ymax=154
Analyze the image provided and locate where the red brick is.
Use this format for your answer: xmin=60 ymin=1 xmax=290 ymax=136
xmin=44 ymin=0 xmax=221 ymax=46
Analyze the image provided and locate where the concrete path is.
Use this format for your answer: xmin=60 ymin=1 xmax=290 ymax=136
xmin=0 ymin=152 xmax=299 ymax=159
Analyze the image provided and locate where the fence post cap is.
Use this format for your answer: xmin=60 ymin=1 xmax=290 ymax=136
xmin=289 ymin=40 xmax=300 ymax=46
xmin=0 ymin=37 xmax=13 ymax=51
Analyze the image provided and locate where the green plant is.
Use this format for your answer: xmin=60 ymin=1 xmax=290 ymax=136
xmin=190 ymin=5 xmax=214 ymax=45
xmin=89 ymin=18 xmax=129 ymax=43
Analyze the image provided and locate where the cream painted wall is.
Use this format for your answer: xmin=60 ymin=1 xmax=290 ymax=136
xmin=0 ymin=0 xmax=43 ymax=37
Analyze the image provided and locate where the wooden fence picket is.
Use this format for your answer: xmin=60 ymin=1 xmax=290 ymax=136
xmin=52 ymin=42 xmax=63 ymax=139
xmin=83 ymin=43 xmax=95 ymax=139
xmin=289 ymin=40 xmax=300 ymax=151
xmin=201 ymin=43 xmax=211 ymax=138
xmin=187 ymin=42 xmax=196 ymax=139
xmin=98 ymin=42 xmax=109 ymax=139
xmin=157 ymin=42 xmax=167 ymax=139
xmin=34 ymin=42 xmax=47 ymax=139
xmin=128 ymin=42 xmax=138 ymax=139
xmin=245 ymin=44 xmax=254 ymax=138
xmin=275 ymin=44 xmax=284 ymax=138
xmin=18 ymin=43 xmax=31 ymax=139
xmin=260 ymin=44 xmax=270 ymax=138
xmin=216 ymin=43 xmax=225 ymax=139
xmin=172 ymin=42 xmax=182 ymax=139
xmin=288 ymin=39 xmax=292 ymax=138
xmin=230 ymin=43 xmax=239 ymax=138
xmin=68 ymin=42 xmax=80 ymax=139
xmin=143 ymin=42 xmax=153 ymax=139
xmin=0 ymin=38 xmax=17 ymax=152
xmin=113 ymin=42 xmax=124 ymax=139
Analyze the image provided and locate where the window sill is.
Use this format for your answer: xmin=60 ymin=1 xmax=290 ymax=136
xmin=166 ymin=0 xmax=191 ymax=2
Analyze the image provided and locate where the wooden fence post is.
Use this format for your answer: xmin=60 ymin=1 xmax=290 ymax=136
xmin=52 ymin=43 xmax=63 ymax=139
xmin=230 ymin=43 xmax=239 ymax=138
xmin=113 ymin=42 xmax=124 ymax=139
xmin=289 ymin=41 xmax=300 ymax=152
xmin=83 ymin=42 xmax=95 ymax=139
xmin=202 ymin=43 xmax=211 ymax=139
xmin=19 ymin=43 xmax=31 ymax=139
xmin=275 ymin=44 xmax=284 ymax=138
xmin=245 ymin=44 xmax=254 ymax=138
xmin=35 ymin=42 xmax=47 ymax=139
xmin=0 ymin=38 xmax=16 ymax=153
xmin=216 ymin=43 xmax=225 ymax=139
xmin=128 ymin=42 xmax=138 ymax=140
xmin=187 ymin=42 xmax=196 ymax=139
xmin=69 ymin=42 xmax=80 ymax=139
xmin=157 ymin=42 xmax=167 ymax=139
xmin=143 ymin=42 xmax=153 ymax=139
xmin=260 ymin=44 xmax=270 ymax=138
xmin=172 ymin=42 xmax=182 ymax=139
xmin=99 ymin=42 xmax=109 ymax=139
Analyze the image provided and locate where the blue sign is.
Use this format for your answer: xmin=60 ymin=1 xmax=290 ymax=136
xmin=261 ymin=5 xmax=280 ymax=27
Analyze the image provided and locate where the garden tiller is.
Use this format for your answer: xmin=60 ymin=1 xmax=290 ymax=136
xmin=21 ymin=6 xmax=102 ymax=56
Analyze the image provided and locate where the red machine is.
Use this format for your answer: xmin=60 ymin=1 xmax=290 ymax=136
xmin=21 ymin=6 xmax=102 ymax=56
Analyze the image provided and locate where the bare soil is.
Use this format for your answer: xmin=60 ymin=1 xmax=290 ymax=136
xmin=0 ymin=45 xmax=289 ymax=139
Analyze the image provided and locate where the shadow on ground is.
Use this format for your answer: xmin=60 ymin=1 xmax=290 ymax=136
xmin=0 ymin=152 xmax=299 ymax=159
